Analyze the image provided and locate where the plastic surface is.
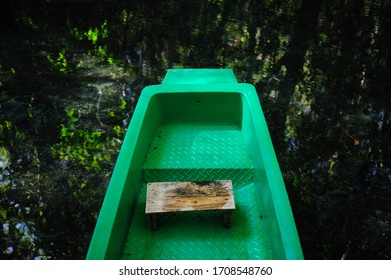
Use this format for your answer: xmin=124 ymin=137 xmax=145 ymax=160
xmin=86 ymin=69 xmax=303 ymax=260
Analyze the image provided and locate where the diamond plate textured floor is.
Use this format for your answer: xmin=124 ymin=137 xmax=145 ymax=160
xmin=121 ymin=124 xmax=272 ymax=259
xmin=121 ymin=183 xmax=272 ymax=260
xmin=143 ymin=124 xmax=254 ymax=187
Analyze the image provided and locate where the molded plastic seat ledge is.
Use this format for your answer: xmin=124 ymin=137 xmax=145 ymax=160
xmin=162 ymin=69 xmax=238 ymax=84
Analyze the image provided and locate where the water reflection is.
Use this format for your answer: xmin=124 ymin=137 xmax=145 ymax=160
xmin=0 ymin=30 xmax=134 ymax=258
xmin=1 ymin=0 xmax=390 ymax=259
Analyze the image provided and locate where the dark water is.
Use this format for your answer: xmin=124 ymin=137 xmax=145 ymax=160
xmin=1 ymin=0 xmax=390 ymax=259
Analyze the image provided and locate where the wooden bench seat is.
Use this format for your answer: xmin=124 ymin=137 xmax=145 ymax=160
xmin=145 ymin=180 xmax=235 ymax=229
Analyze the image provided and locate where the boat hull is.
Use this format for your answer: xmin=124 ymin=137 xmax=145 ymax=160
xmin=86 ymin=69 xmax=303 ymax=260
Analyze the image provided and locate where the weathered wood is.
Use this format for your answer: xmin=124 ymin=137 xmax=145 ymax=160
xmin=223 ymin=211 xmax=233 ymax=228
xmin=146 ymin=180 xmax=235 ymax=213
xmin=148 ymin=214 xmax=157 ymax=230
xmin=145 ymin=180 xmax=235 ymax=229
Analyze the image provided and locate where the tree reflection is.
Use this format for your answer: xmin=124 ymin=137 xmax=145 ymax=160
xmin=0 ymin=0 xmax=390 ymax=259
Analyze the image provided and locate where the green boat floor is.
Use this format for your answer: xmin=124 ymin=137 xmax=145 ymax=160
xmin=121 ymin=183 xmax=272 ymax=260
xmin=143 ymin=124 xmax=254 ymax=187
xmin=121 ymin=124 xmax=272 ymax=259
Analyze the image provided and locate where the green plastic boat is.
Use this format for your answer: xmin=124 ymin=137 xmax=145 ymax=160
xmin=86 ymin=69 xmax=303 ymax=260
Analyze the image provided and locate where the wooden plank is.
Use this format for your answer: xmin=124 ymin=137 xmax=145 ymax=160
xmin=145 ymin=180 xmax=235 ymax=214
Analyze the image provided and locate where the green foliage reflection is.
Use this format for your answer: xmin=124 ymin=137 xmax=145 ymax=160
xmin=51 ymin=108 xmax=113 ymax=172
xmin=1 ymin=0 xmax=390 ymax=260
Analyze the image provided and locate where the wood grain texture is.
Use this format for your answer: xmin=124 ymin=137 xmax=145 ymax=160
xmin=145 ymin=180 xmax=235 ymax=214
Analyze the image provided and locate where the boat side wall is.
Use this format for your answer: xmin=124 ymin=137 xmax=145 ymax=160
xmin=155 ymin=91 xmax=242 ymax=126
xmin=86 ymin=89 xmax=161 ymax=259
xmin=241 ymin=86 xmax=304 ymax=260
